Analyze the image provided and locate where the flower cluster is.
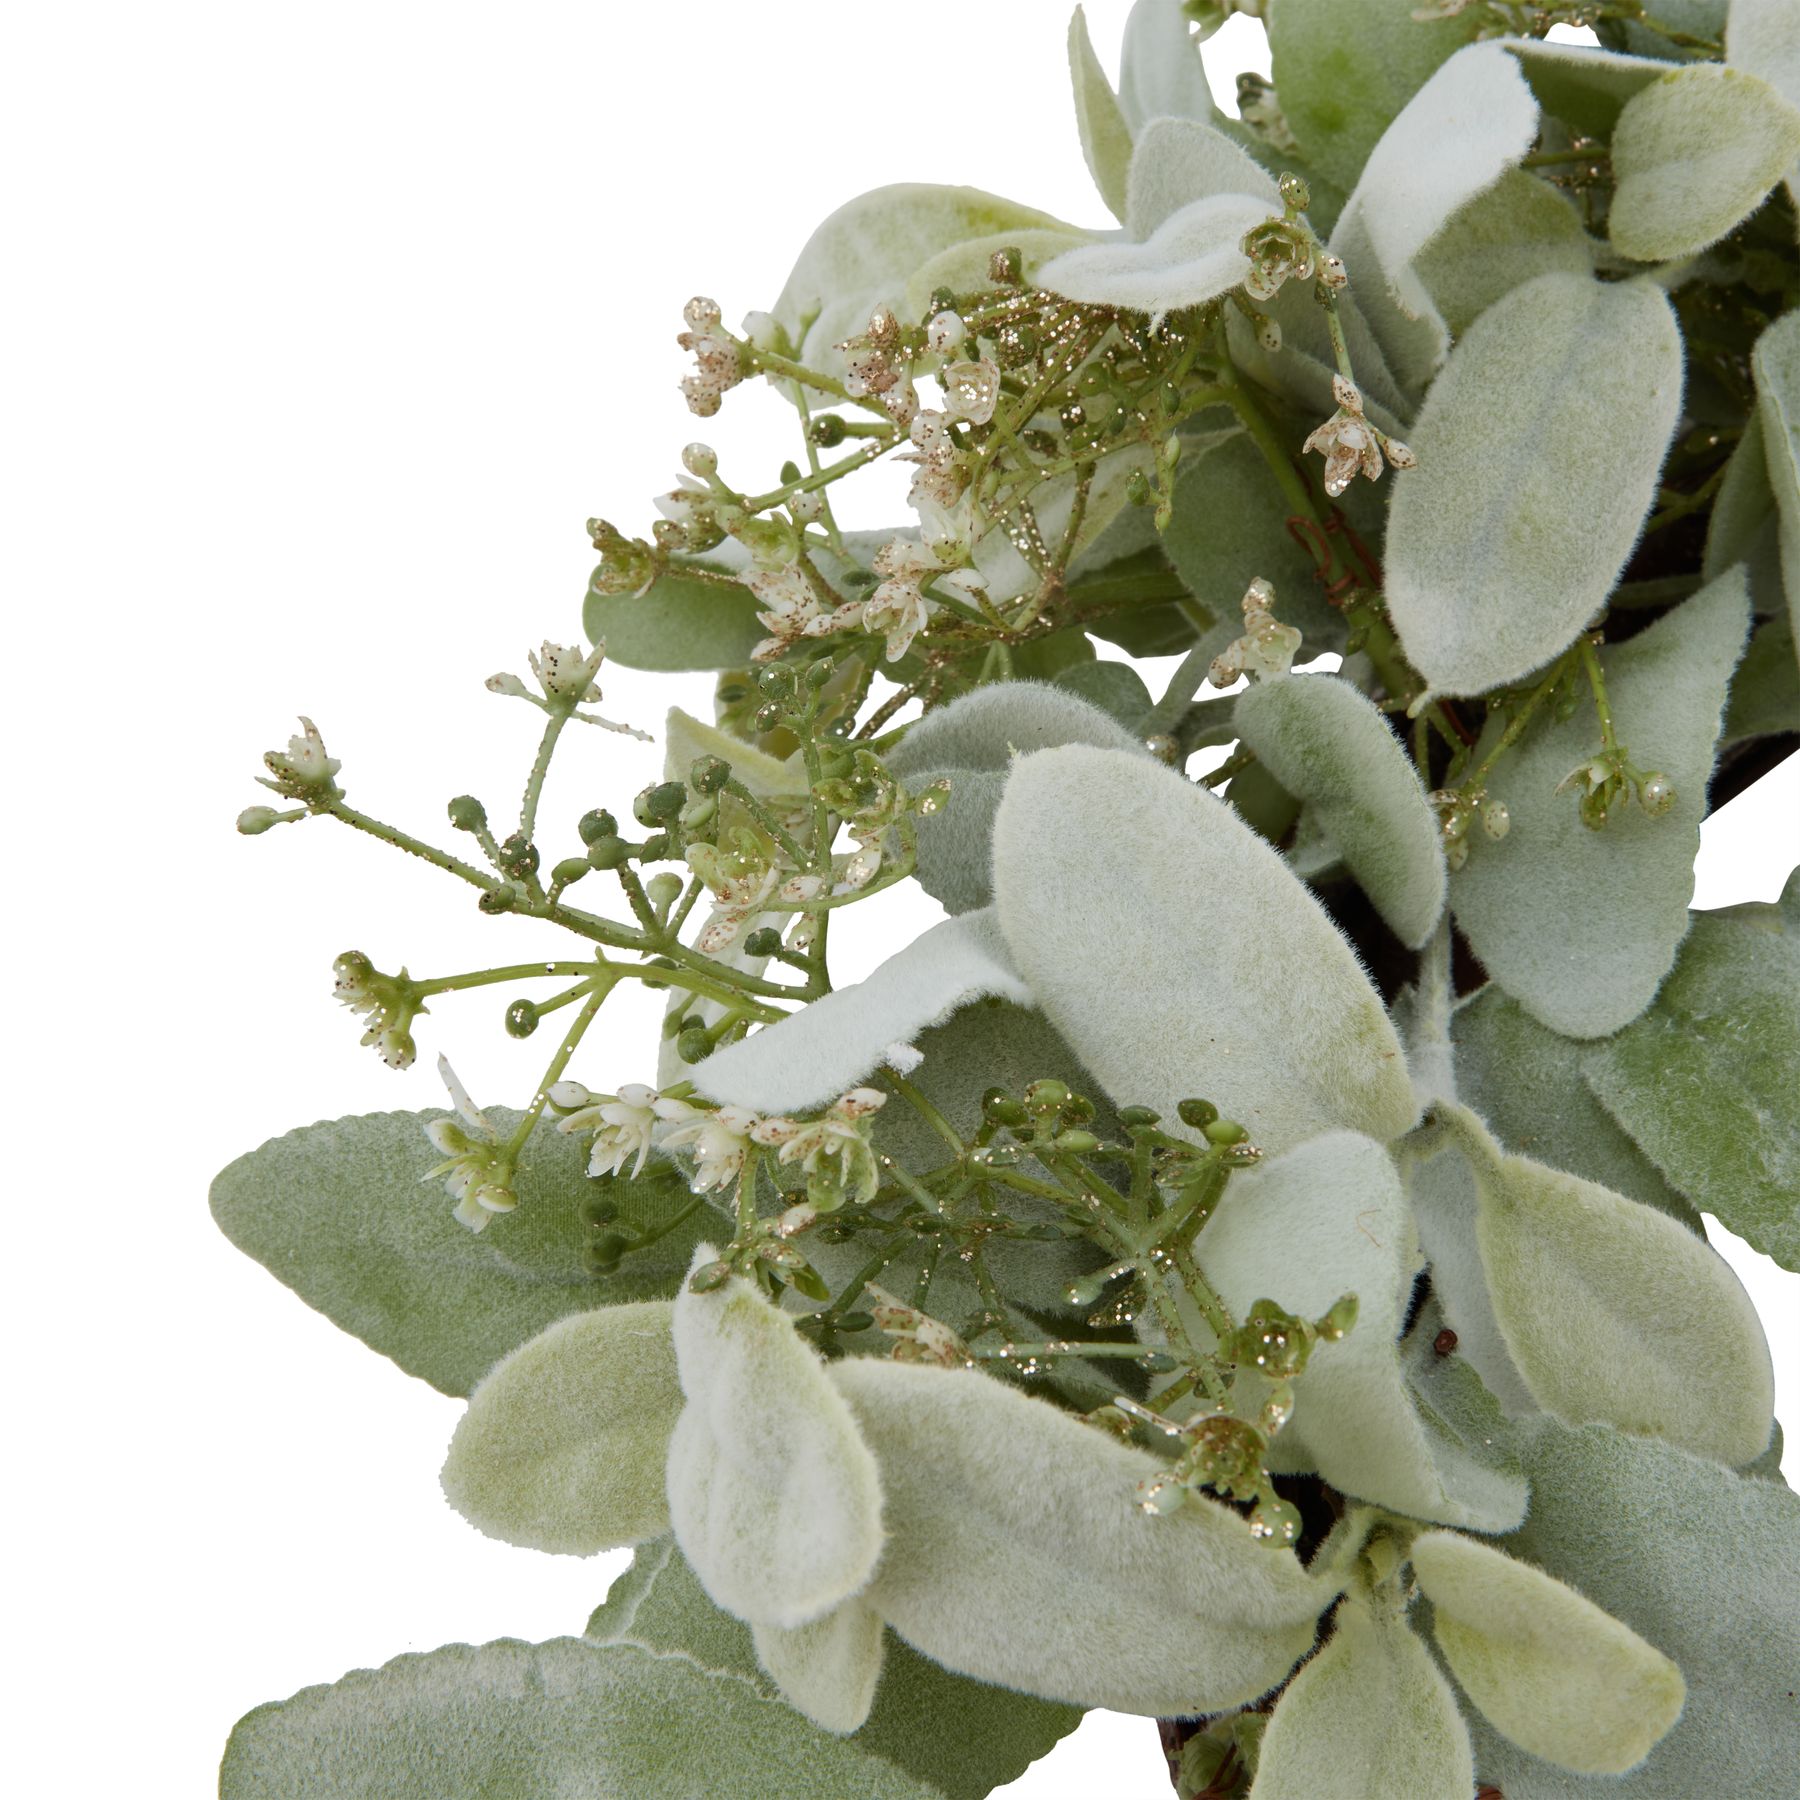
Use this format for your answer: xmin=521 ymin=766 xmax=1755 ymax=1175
xmin=1302 ymin=376 xmax=1415 ymax=499
xmin=422 ymin=1058 xmax=516 ymax=1232
xmin=677 ymin=296 xmax=744 ymax=417
xmin=1209 ymin=577 xmax=1304 ymax=687
xmin=332 ymin=951 xmax=422 ymax=1070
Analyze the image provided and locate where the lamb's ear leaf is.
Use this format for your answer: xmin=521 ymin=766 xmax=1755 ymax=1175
xmin=1608 ymin=65 xmax=1800 ymax=261
xmin=1448 ymin=568 xmax=1750 ymax=1037
xmin=1582 ymin=908 xmax=1800 ymax=1271
xmin=1234 ymin=674 xmax=1446 ymax=948
xmin=1069 ymin=7 xmax=1131 ymax=223
xmin=752 ymin=1605 xmax=886 ymax=1736
xmin=1118 ymin=0 xmax=1217 ymax=130
xmin=1413 ymin=168 xmax=1593 ymax=340
xmin=1251 ymin=1594 xmax=1474 ymax=1800
xmin=441 ymin=1301 xmax=679 ymax=1554
xmin=210 ymin=1110 xmax=716 ymax=1397
xmin=1730 ymin=0 xmax=1800 ymax=209
xmin=1052 ymin=659 xmax=1155 ymax=732
xmin=1702 ymin=408 xmax=1786 ymax=615
xmin=903 ymin=229 xmax=1092 ymax=324
xmin=1328 ymin=41 xmax=1540 ymax=395
xmin=589 ymin=1539 xmax=1085 ymax=1800
xmin=662 ymin=707 xmax=801 ymax=795
xmin=991 ymin=746 xmax=1416 ymax=1156
xmin=1502 ymin=39 xmax=1668 ymax=136
xmin=585 ymin=562 xmax=766 ymax=672
xmin=1456 ymin=1112 xmax=1775 ymax=1466
xmin=1122 ymin=115 xmax=1279 ymax=238
xmin=773 ymin=184 xmax=1074 ymax=372
xmin=667 ymin=1254 xmax=883 ymax=1631
xmin=1724 ymin=613 xmax=1799 ymax=742
xmin=1467 ymin=1418 xmax=1800 ymax=1798
xmin=1450 ymin=985 xmax=1699 ymax=1227
xmin=1384 ymin=271 xmax=1684 ymax=699
xmin=1414 ymin=1531 xmax=1683 ymax=1776
xmin=694 ymin=910 xmax=1032 ymax=1114
xmin=830 ymin=1359 xmax=1335 ymax=1716
xmin=1754 ymin=307 xmax=1800 ymax=677
xmin=1266 ymin=0 xmax=1484 ymax=193
xmin=1198 ymin=1132 xmax=1526 ymax=1530
xmin=219 ymin=1638 xmax=944 ymax=1800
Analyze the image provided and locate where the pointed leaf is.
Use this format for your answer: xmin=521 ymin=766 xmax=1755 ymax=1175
xmin=752 ymin=1603 xmax=886 ymax=1735
xmin=668 ymin=1255 xmax=883 ymax=1630
xmin=1459 ymin=1115 xmax=1775 ymax=1465
xmin=1503 ymin=40 xmax=1668 ymax=137
xmin=695 ymin=909 xmax=1032 ymax=1114
xmin=1448 ymin=570 xmax=1750 ymax=1036
xmin=991 ymin=745 xmax=1416 ymax=1155
xmin=220 ymin=1638 xmax=943 ymax=1800
xmin=1199 ymin=1132 xmax=1526 ymax=1529
xmin=1123 ymin=115 xmax=1279 ymax=238
xmin=1052 ymin=659 xmax=1155 ymax=730
xmin=1754 ymin=307 xmax=1800 ymax=678
xmin=1608 ymin=64 xmax=1800 ymax=261
xmin=831 ymin=1358 xmax=1335 ymax=1715
xmin=211 ymin=1110 xmax=715 ymax=1396
xmin=1583 ymin=909 xmax=1800 ymax=1269
xmin=440 ymin=1301 xmax=681 ymax=1555
xmin=1413 ymin=1530 xmax=1684 ymax=1776
xmin=1730 ymin=0 xmax=1800 ymax=209
xmin=1384 ymin=271 xmax=1684 ymax=699
xmin=662 ymin=707 xmax=799 ymax=795
xmin=1235 ymin=674 xmax=1447 ymax=947
xmin=1070 ymin=7 xmax=1131 ymax=223
xmin=1252 ymin=1594 xmax=1474 ymax=1800
xmin=1465 ymin=1417 xmax=1800 ymax=1798
xmin=585 ymin=561 xmax=765 ymax=672
xmin=1724 ymin=612 xmax=1798 ymax=742
xmin=1118 ymin=0 xmax=1216 ymax=132
xmin=1701 ymin=407 xmax=1784 ymax=617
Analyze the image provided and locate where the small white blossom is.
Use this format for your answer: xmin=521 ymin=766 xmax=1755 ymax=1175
xmin=557 ymin=1081 xmax=661 ymax=1180
xmin=678 ymin=296 xmax=744 ymax=417
xmin=1209 ymin=577 xmax=1303 ymax=687
xmin=653 ymin=1098 xmax=757 ymax=1193
xmin=1302 ymin=376 xmax=1412 ymax=498
xmin=926 ymin=309 xmax=966 ymax=355
xmin=940 ymin=356 xmax=1001 ymax=426
xmin=422 ymin=1056 xmax=516 ymax=1232
xmin=904 ymin=408 xmax=966 ymax=512
xmin=260 ymin=716 xmax=341 ymax=798
xmin=864 ymin=537 xmax=987 ymax=662
xmin=753 ymin=1087 xmax=887 ymax=1209
xmin=485 ymin=640 xmax=650 ymax=739
xmin=332 ymin=951 xmax=418 ymax=1069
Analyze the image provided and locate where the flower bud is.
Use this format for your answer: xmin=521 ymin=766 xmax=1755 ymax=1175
xmin=504 ymin=998 xmax=539 ymax=1039
xmin=681 ymin=442 xmax=718 ymax=479
xmin=578 ymin=808 xmax=618 ymax=845
xmin=1177 ymin=1097 xmax=1219 ymax=1130
xmin=688 ymin=755 xmax=731 ymax=795
xmin=677 ymin=1025 xmax=713 ymax=1064
xmin=1638 ymin=772 xmax=1674 ymax=816
xmin=586 ymin=835 xmax=631 ymax=871
xmin=236 ymin=806 xmax=283 ymax=835
xmin=634 ymin=782 xmax=687 ymax=827
xmin=479 ymin=884 xmax=519 ymax=914
xmin=447 ymin=794 xmax=487 ymax=832
xmin=982 ymin=1088 xmax=1027 ymax=1126
xmin=552 ymin=856 xmax=590 ymax=889
xmin=1204 ymin=1117 xmax=1248 ymax=1146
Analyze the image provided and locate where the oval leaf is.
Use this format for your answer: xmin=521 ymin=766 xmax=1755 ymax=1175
xmin=1384 ymin=271 xmax=1684 ymax=699
xmin=1069 ymin=6 xmax=1131 ymax=223
xmin=991 ymin=745 xmax=1416 ymax=1155
xmin=585 ymin=561 xmax=767 ymax=672
xmin=752 ymin=1602 xmax=886 ymax=1736
xmin=1754 ymin=308 xmax=1800 ymax=678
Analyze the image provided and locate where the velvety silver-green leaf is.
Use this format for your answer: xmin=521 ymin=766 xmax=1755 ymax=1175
xmin=1384 ymin=271 xmax=1684 ymax=699
xmin=1503 ymin=40 xmax=1668 ymax=137
xmin=220 ymin=1637 xmax=942 ymax=1800
xmin=589 ymin=1538 xmax=1084 ymax=1800
xmin=1608 ymin=63 xmax=1800 ymax=260
xmin=1730 ymin=0 xmax=1800 ymax=209
xmin=1413 ymin=169 xmax=1594 ymax=340
xmin=441 ymin=1301 xmax=681 ymax=1555
xmin=1266 ymin=0 xmax=1483 ymax=193
xmin=886 ymin=681 xmax=1148 ymax=914
xmin=1069 ymin=6 xmax=1131 ymax=224
xmin=774 ymin=185 xmax=1073 ymax=373
xmin=584 ymin=562 xmax=765 ymax=672
xmin=661 ymin=706 xmax=800 ymax=796
xmin=831 ymin=1359 xmax=1335 ymax=1715
xmin=1251 ymin=1594 xmax=1474 ymax=1800
xmin=1117 ymin=0 xmax=1217 ymax=131
xmin=1754 ymin=306 xmax=1800 ymax=675
xmin=1582 ymin=910 xmax=1800 ymax=1269
xmin=1449 ymin=569 xmax=1750 ymax=1036
xmin=1204 ymin=1132 xmax=1526 ymax=1529
xmin=1461 ymin=1115 xmax=1775 ymax=1465
xmin=992 ymin=746 xmax=1416 ymax=1155
xmin=902 ymin=228 xmax=1092 ymax=324
xmin=1463 ymin=1418 xmax=1800 ymax=1798
xmin=1450 ymin=985 xmax=1698 ymax=1227
xmin=1328 ymin=41 xmax=1540 ymax=395
xmin=668 ymin=1256 xmax=883 ymax=1630
xmin=696 ymin=909 xmax=1031 ymax=1114
xmin=752 ymin=1603 xmax=886 ymax=1735
xmin=1724 ymin=612 xmax=1798 ymax=740
xmin=1413 ymin=1530 xmax=1684 ymax=1776
xmin=211 ymin=1110 xmax=716 ymax=1397
xmin=1122 ymin=115 xmax=1279 ymax=239
xmin=1052 ymin=659 xmax=1154 ymax=731
xmin=1235 ymin=674 xmax=1446 ymax=947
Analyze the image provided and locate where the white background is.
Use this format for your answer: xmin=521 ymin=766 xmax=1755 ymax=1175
xmin=7 ymin=4 xmax=1796 ymax=1794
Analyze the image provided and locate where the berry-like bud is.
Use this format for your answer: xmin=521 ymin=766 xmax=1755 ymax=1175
xmin=982 ymin=1088 xmax=1028 ymax=1126
xmin=681 ymin=442 xmax=718 ymax=479
xmin=1481 ymin=799 xmax=1511 ymax=840
xmin=447 ymin=795 xmax=487 ymax=832
xmin=744 ymin=927 xmax=783 ymax=957
xmin=236 ymin=806 xmax=282 ymax=835
xmin=504 ymin=999 xmax=539 ymax=1039
xmin=551 ymin=856 xmax=590 ymax=889
xmin=1204 ymin=1117 xmax=1249 ymax=1146
xmin=479 ymin=884 xmax=519 ymax=914
xmin=1024 ymin=1078 xmax=1071 ymax=1113
xmin=634 ymin=782 xmax=687 ymax=827
xmin=810 ymin=413 xmax=847 ymax=448
xmin=677 ymin=1025 xmax=712 ymax=1064
xmin=586 ymin=835 xmax=631 ymax=871
xmin=578 ymin=808 xmax=617 ymax=845
xmin=689 ymin=755 xmax=731 ymax=795
xmin=1278 ymin=171 xmax=1311 ymax=212
xmin=1639 ymin=772 xmax=1675 ymax=816
xmin=582 ymin=1196 xmax=620 ymax=1228
xmin=1177 ymin=1098 xmax=1219 ymax=1130
xmin=1118 ymin=1105 xmax=1162 ymax=1129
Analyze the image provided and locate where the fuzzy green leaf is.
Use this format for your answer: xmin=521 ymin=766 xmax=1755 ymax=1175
xmin=1122 ymin=115 xmax=1280 ymax=239
xmin=667 ymin=1255 xmax=884 ymax=1631
xmin=1583 ymin=909 xmax=1800 ymax=1270
xmin=211 ymin=1110 xmax=715 ymax=1397
xmin=440 ymin=1301 xmax=681 ymax=1555
xmin=1413 ymin=1530 xmax=1684 ymax=1776
xmin=1252 ymin=1594 xmax=1474 ymax=1800
xmin=1702 ymin=406 xmax=1785 ymax=617
xmin=1385 ymin=271 xmax=1684 ymax=699
xmin=1200 ymin=1131 xmax=1527 ymax=1529
xmin=752 ymin=1602 xmax=886 ymax=1736
xmin=992 ymin=745 xmax=1417 ymax=1155
xmin=1462 ymin=1418 xmax=1800 ymax=1797
xmin=1754 ymin=307 xmax=1800 ymax=677
xmin=1117 ymin=0 xmax=1217 ymax=131
xmin=1069 ymin=6 xmax=1131 ymax=223
xmin=1730 ymin=0 xmax=1800 ymax=208
xmin=584 ymin=561 xmax=765 ymax=672
xmin=1609 ymin=64 xmax=1800 ymax=261
xmin=1328 ymin=41 xmax=1540 ymax=396
xmin=1235 ymin=674 xmax=1447 ymax=947
xmin=661 ymin=706 xmax=800 ymax=795
xmin=220 ymin=1637 xmax=944 ymax=1800
xmin=1724 ymin=612 xmax=1799 ymax=741
xmin=773 ymin=184 xmax=1074 ymax=373
xmin=1503 ymin=40 xmax=1668 ymax=137
xmin=1052 ymin=659 xmax=1155 ymax=730
xmin=589 ymin=1538 xmax=1084 ymax=1800
xmin=1450 ymin=985 xmax=1699 ymax=1227
xmin=1459 ymin=1114 xmax=1775 ymax=1466
xmin=1448 ymin=570 xmax=1750 ymax=1037
xmin=1266 ymin=0 xmax=1483 ymax=193
xmin=831 ymin=1358 xmax=1335 ymax=1715
xmin=695 ymin=909 xmax=1032 ymax=1114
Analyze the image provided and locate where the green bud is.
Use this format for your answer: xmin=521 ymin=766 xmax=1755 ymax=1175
xmin=634 ymin=781 xmax=687 ymax=826
xmin=744 ymin=927 xmax=784 ymax=957
xmin=1023 ymin=1078 xmax=1071 ymax=1113
xmin=1055 ymin=1128 xmax=1101 ymax=1153
xmin=582 ymin=1196 xmax=620 ymax=1227
xmin=989 ymin=245 xmax=1023 ymax=285
xmin=1250 ymin=1494 xmax=1303 ymax=1548
xmin=809 ymin=413 xmax=847 ymax=448
xmin=586 ymin=834 xmax=631 ymax=871
xmin=583 ymin=1244 xmax=622 ymax=1277
xmin=1277 ymin=170 xmax=1311 ymax=212
xmin=688 ymin=1259 xmax=733 ymax=1293
xmin=681 ymin=441 xmax=718 ymax=478
xmin=753 ymin=701 xmax=785 ymax=732
xmin=479 ymin=884 xmax=519 ymax=914
xmin=1638 ymin=771 xmax=1675 ymax=816
xmin=756 ymin=664 xmax=799 ymax=699
xmin=1062 ymin=1094 xmax=1096 ymax=1125
xmin=645 ymin=871 xmax=684 ymax=918
xmin=447 ymin=795 xmax=487 ymax=832
xmin=640 ymin=956 xmax=678 ymax=991
xmin=1125 ymin=469 xmax=1152 ymax=507
xmin=236 ymin=806 xmax=283 ymax=835
xmin=578 ymin=808 xmax=618 ymax=845
xmin=1204 ymin=1117 xmax=1248 ymax=1147
xmin=982 ymin=1088 xmax=1028 ymax=1126
xmin=689 ymin=754 xmax=731 ymax=795
xmin=504 ymin=998 xmax=539 ymax=1039
xmin=1177 ymin=1098 xmax=1219 ymax=1130
xmin=499 ymin=833 xmax=539 ymax=876
xmin=1118 ymin=1105 xmax=1162 ymax=1129
xmin=677 ymin=1025 xmax=713 ymax=1064
xmin=551 ymin=856 xmax=590 ymax=889
xmin=837 ymin=1310 xmax=875 ymax=1333
xmin=639 ymin=831 xmax=671 ymax=861
xmin=805 ymin=656 xmax=835 ymax=690
xmin=1318 ymin=1293 xmax=1360 ymax=1341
